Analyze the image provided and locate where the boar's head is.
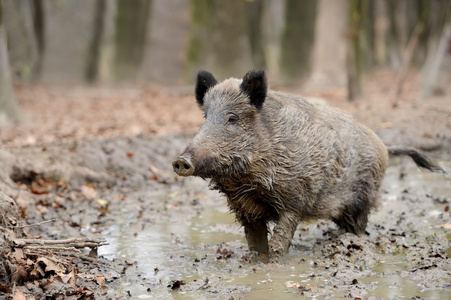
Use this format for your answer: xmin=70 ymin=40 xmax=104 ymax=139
xmin=173 ymin=70 xmax=268 ymax=180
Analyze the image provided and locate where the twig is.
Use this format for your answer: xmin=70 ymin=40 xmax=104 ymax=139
xmin=23 ymin=246 xmax=82 ymax=252
xmin=16 ymin=219 xmax=57 ymax=228
xmin=12 ymin=237 xmax=108 ymax=249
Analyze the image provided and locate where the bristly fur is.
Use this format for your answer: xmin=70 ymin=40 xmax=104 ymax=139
xmin=178 ymin=70 xmax=443 ymax=261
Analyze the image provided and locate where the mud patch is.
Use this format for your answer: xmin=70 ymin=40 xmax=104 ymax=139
xmin=0 ymin=133 xmax=449 ymax=299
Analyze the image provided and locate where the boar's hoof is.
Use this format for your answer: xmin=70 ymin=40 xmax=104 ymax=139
xmin=173 ymin=154 xmax=194 ymax=177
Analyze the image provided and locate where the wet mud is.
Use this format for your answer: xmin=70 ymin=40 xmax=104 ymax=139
xmin=0 ymin=133 xmax=449 ymax=299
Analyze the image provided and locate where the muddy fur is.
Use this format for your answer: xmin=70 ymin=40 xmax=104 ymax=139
xmin=173 ymin=70 xmax=442 ymax=261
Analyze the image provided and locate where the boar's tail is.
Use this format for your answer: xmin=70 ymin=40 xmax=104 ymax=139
xmin=387 ymin=146 xmax=447 ymax=174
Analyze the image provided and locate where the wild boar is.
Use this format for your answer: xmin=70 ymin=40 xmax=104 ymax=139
xmin=172 ymin=70 xmax=444 ymax=261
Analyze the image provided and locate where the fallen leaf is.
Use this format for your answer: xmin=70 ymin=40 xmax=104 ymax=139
xmin=95 ymin=198 xmax=108 ymax=206
xmin=37 ymin=257 xmax=64 ymax=274
xmin=215 ymin=247 xmax=234 ymax=259
xmin=13 ymin=248 xmax=25 ymax=262
xmin=168 ymin=280 xmax=186 ymax=290
xmin=0 ymin=284 xmax=11 ymax=293
xmin=168 ymin=191 xmax=179 ymax=198
xmin=31 ymin=178 xmax=57 ymax=194
xmin=435 ymin=223 xmax=451 ymax=230
xmin=13 ymin=289 xmax=27 ymax=300
xmin=11 ymin=265 xmax=28 ymax=285
xmin=59 ymin=269 xmax=75 ymax=286
xmin=88 ymin=248 xmax=98 ymax=258
xmin=82 ymin=184 xmax=97 ymax=199
xmin=285 ymin=281 xmax=300 ymax=288
xmin=94 ymin=274 xmax=108 ymax=291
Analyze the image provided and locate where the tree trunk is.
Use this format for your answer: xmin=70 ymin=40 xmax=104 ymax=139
xmin=386 ymin=0 xmax=402 ymax=68
xmin=30 ymin=0 xmax=45 ymax=80
xmin=346 ymin=0 xmax=365 ymax=101
xmin=306 ymin=0 xmax=348 ymax=88
xmin=185 ymin=0 xmax=212 ymax=82
xmin=208 ymin=0 xmax=253 ymax=79
xmin=245 ymin=0 xmax=266 ymax=70
xmin=0 ymin=0 xmax=22 ymax=124
xmin=2 ymin=0 xmax=36 ymax=81
xmin=85 ymin=0 xmax=106 ymax=84
xmin=279 ymin=0 xmax=318 ymax=85
xmin=420 ymin=0 xmax=451 ymax=99
xmin=395 ymin=0 xmax=430 ymax=97
xmin=113 ymin=0 xmax=152 ymax=82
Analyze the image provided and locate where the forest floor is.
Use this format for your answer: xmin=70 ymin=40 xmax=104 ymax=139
xmin=0 ymin=70 xmax=450 ymax=299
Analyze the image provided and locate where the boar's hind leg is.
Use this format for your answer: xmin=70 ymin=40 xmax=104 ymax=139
xmin=269 ymin=212 xmax=300 ymax=259
xmin=332 ymin=180 xmax=374 ymax=235
xmin=244 ymin=219 xmax=269 ymax=255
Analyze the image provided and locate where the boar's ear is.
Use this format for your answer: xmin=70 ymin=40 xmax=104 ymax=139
xmin=240 ymin=70 xmax=267 ymax=110
xmin=195 ymin=71 xmax=218 ymax=107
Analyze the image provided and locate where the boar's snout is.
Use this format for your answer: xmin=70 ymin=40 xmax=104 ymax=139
xmin=172 ymin=153 xmax=195 ymax=177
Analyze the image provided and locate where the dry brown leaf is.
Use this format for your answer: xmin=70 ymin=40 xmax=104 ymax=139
xmin=13 ymin=248 xmax=25 ymax=263
xmin=380 ymin=121 xmax=392 ymax=128
xmin=59 ymin=269 xmax=75 ymax=285
xmin=285 ymin=281 xmax=301 ymax=288
xmin=94 ymin=274 xmax=108 ymax=291
xmin=13 ymin=289 xmax=27 ymax=300
xmin=11 ymin=265 xmax=28 ymax=285
xmin=81 ymin=184 xmax=97 ymax=199
xmin=31 ymin=179 xmax=57 ymax=195
xmin=37 ymin=257 xmax=64 ymax=274
xmin=435 ymin=223 xmax=451 ymax=229
xmin=3 ymin=227 xmax=17 ymax=239
xmin=35 ymin=204 xmax=48 ymax=215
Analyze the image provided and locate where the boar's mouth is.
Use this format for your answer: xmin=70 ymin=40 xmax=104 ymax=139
xmin=198 ymin=154 xmax=252 ymax=179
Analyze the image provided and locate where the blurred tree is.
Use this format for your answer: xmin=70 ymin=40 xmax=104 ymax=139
xmin=114 ymin=0 xmax=152 ymax=82
xmin=245 ymin=0 xmax=266 ymax=70
xmin=307 ymin=0 xmax=347 ymax=88
xmin=420 ymin=0 xmax=451 ymax=98
xmin=396 ymin=0 xmax=431 ymax=97
xmin=0 ymin=0 xmax=22 ymax=123
xmin=30 ymin=0 xmax=45 ymax=80
xmin=209 ymin=0 xmax=253 ymax=79
xmin=280 ymin=0 xmax=318 ymax=85
xmin=385 ymin=0 xmax=401 ymax=68
xmin=3 ymin=0 xmax=36 ymax=80
xmin=85 ymin=0 xmax=106 ymax=84
xmin=346 ymin=0 xmax=368 ymax=101
xmin=186 ymin=0 xmax=212 ymax=82
xmin=186 ymin=0 xmax=253 ymax=80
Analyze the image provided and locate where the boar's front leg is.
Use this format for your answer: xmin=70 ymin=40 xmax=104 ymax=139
xmin=243 ymin=219 xmax=269 ymax=256
xmin=268 ymin=212 xmax=300 ymax=260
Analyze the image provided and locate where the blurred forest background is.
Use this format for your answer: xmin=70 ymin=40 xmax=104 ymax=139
xmin=0 ymin=0 xmax=451 ymax=124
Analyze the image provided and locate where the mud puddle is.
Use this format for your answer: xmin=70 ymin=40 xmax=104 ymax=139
xmin=98 ymin=161 xmax=451 ymax=299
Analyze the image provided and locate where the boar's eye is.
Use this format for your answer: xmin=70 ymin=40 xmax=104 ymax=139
xmin=226 ymin=114 xmax=239 ymax=125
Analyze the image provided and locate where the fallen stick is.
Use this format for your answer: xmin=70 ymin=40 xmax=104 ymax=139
xmin=12 ymin=237 xmax=108 ymax=249
xmin=16 ymin=219 xmax=57 ymax=228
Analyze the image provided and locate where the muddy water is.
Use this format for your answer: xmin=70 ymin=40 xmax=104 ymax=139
xmin=99 ymin=161 xmax=451 ymax=299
